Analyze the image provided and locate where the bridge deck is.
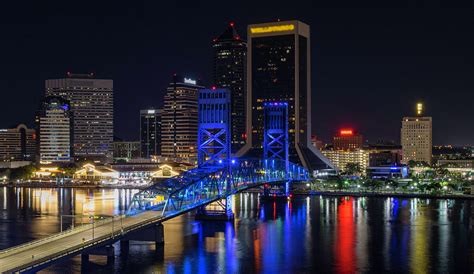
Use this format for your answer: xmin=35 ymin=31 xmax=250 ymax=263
xmin=0 ymin=211 xmax=162 ymax=273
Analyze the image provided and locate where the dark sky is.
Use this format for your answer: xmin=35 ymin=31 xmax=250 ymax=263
xmin=0 ymin=1 xmax=473 ymax=145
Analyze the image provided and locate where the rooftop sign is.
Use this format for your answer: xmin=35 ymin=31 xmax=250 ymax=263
xmin=184 ymin=78 xmax=196 ymax=85
xmin=250 ymin=24 xmax=295 ymax=34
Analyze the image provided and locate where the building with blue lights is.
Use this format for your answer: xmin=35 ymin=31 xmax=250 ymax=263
xmin=36 ymin=96 xmax=73 ymax=164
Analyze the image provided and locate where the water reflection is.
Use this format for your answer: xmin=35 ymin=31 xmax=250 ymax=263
xmin=0 ymin=188 xmax=472 ymax=273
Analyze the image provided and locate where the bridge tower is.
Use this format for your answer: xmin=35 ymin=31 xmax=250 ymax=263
xmin=263 ymin=102 xmax=291 ymax=196
xmin=196 ymin=87 xmax=234 ymax=220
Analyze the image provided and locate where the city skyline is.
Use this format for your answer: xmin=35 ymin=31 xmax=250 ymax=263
xmin=0 ymin=2 xmax=473 ymax=145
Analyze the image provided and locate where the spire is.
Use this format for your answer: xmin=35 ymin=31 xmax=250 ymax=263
xmin=213 ymin=22 xmax=242 ymax=42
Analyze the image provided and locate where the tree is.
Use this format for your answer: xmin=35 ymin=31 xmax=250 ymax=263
xmin=343 ymin=162 xmax=362 ymax=176
xmin=10 ymin=165 xmax=36 ymax=180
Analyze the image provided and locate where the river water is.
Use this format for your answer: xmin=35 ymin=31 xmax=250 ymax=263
xmin=0 ymin=187 xmax=472 ymax=273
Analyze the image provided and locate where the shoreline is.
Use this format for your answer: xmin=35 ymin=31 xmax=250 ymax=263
xmin=295 ymin=190 xmax=474 ymax=200
xmin=0 ymin=183 xmax=144 ymax=190
xmin=2 ymin=183 xmax=473 ymax=200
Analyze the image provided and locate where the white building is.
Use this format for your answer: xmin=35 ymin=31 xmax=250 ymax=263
xmin=322 ymin=149 xmax=370 ymax=174
xmin=36 ymin=97 xmax=73 ymax=163
xmin=161 ymin=76 xmax=203 ymax=164
xmin=401 ymin=103 xmax=432 ymax=164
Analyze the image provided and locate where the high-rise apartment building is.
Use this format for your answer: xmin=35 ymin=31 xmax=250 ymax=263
xmin=239 ymin=20 xmax=333 ymax=171
xmin=0 ymin=124 xmax=36 ymax=162
xmin=401 ymin=103 xmax=432 ymax=164
xmin=36 ymin=96 xmax=73 ymax=164
xmin=333 ymin=129 xmax=364 ymax=150
xmin=140 ymin=109 xmax=162 ymax=158
xmin=45 ymin=73 xmax=113 ymax=162
xmin=212 ymin=22 xmax=246 ymax=153
xmin=161 ymin=76 xmax=203 ymax=164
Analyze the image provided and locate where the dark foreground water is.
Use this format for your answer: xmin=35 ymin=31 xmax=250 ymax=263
xmin=0 ymin=187 xmax=473 ymax=273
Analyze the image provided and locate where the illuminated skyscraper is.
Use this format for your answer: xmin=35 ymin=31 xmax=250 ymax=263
xmin=140 ymin=109 xmax=162 ymax=158
xmin=161 ymin=75 xmax=203 ymax=163
xmin=401 ymin=103 xmax=432 ymax=164
xmin=239 ymin=20 xmax=333 ymax=171
xmin=45 ymin=73 xmax=113 ymax=162
xmin=36 ymin=96 xmax=73 ymax=163
xmin=212 ymin=22 xmax=246 ymax=153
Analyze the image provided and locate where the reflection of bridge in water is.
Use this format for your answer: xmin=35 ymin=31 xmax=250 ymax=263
xmin=0 ymin=158 xmax=308 ymax=273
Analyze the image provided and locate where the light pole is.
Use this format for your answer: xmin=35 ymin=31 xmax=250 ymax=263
xmin=90 ymin=216 xmax=95 ymax=240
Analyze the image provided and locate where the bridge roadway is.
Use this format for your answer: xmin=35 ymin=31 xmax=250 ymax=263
xmin=0 ymin=209 xmax=168 ymax=273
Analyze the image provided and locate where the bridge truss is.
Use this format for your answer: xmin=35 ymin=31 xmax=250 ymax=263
xmin=128 ymin=158 xmax=309 ymax=216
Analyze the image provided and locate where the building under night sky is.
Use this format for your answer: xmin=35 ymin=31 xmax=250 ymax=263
xmin=45 ymin=73 xmax=114 ymax=163
xmin=212 ymin=22 xmax=247 ymax=153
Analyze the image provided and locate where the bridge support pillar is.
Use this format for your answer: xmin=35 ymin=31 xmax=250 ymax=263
xmin=285 ymin=181 xmax=291 ymax=197
xmin=195 ymin=196 xmax=234 ymax=221
xmin=122 ymin=222 xmax=164 ymax=251
xmin=81 ymin=253 xmax=89 ymax=264
xmin=120 ymin=239 xmax=129 ymax=256
xmin=155 ymin=223 xmax=165 ymax=249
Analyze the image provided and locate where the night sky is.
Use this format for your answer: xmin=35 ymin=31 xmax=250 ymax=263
xmin=0 ymin=1 xmax=473 ymax=145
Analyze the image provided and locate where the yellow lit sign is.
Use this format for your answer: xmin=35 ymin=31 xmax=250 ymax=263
xmin=416 ymin=103 xmax=423 ymax=115
xmin=250 ymin=24 xmax=295 ymax=34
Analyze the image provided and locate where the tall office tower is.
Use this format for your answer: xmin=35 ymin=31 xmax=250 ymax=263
xmin=45 ymin=73 xmax=113 ymax=162
xmin=333 ymin=129 xmax=364 ymax=150
xmin=240 ymin=20 xmax=333 ymax=171
xmin=36 ymin=96 xmax=73 ymax=164
xmin=401 ymin=103 xmax=432 ymax=164
xmin=212 ymin=22 xmax=247 ymax=153
xmin=0 ymin=124 xmax=36 ymax=161
xmin=140 ymin=109 xmax=163 ymax=158
xmin=161 ymin=76 xmax=203 ymax=164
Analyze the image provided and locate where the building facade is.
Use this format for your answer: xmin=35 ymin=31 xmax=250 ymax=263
xmin=140 ymin=109 xmax=162 ymax=158
xmin=212 ymin=22 xmax=246 ymax=153
xmin=161 ymin=76 xmax=203 ymax=164
xmin=113 ymin=141 xmax=140 ymax=161
xmin=45 ymin=73 xmax=113 ymax=162
xmin=240 ymin=20 xmax=333 ymax=171
xmin=401 ymin=103 xmax=432 ymax=164
xmin=322 ymin=149 xmax=370 ymax=174
xmin=0 ymin=124 xmax=36 ymax=162
xmin=36 ymin=96 xmax=73 ymax=164
xmin=333 ymin=129 xmax=363 ymax=150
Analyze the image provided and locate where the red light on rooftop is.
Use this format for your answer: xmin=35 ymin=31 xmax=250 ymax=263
xmin=229 ymin=21 xmax=235 ymax=27
xmin=211 ymin=86 xmax=217 ymax=90
xmin=340 ymin=129 xmax=354 ymax=136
